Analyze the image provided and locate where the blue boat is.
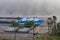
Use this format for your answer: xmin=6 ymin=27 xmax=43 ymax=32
xmin=18 ymin=18 xmax=44 ymax=25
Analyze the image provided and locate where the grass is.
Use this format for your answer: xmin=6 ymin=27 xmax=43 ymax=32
xmin=49 ymin=36 xmax=60 ymax=40
xmin=34 ymin=35 xmax=60 ymax=40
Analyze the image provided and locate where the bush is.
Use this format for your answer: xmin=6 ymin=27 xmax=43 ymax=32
xmin=57 ymin=22 xmax=60 ymax=36
xmin=23 ymin=21 xmax=35 ymax=28
xmin=11 ymin=21 xmax=19 ymax=27
xmin=15 ymin=21 xmax=35 ymax=31
xmin=57 ymin=23 xmax=60 ymax=28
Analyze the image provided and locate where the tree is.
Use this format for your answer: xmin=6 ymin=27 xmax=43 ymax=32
xmin=11 ymin=21 xmax=20 ymax=40
xmin=53 ymin=16 xmax=57 ymax=20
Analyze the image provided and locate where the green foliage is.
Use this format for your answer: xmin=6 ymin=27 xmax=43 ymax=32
xmin=11 ymin=21 xmax=19 ymax=27
xmin=15 ymin=21 xmax=35 ymax=31
xmin=57 ymin=23 xmax=60 ymax=32
xmin=34 ymin=35 xmax=60 ymax=40
xmin=49 ymin=36 xmax=60 ymax=40
xmin=23 ymin=21 xmax=35 ymax=28
xmin=57 ymin=23 xmax=60 ymax=36
xmin=57 ymin=23 xmax=60 ymax=28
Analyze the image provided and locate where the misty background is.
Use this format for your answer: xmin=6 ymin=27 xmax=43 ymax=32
xmin=0 ymin=0 xmax=60 ymax=21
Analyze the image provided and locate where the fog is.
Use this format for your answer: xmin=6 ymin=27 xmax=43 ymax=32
xmin=0 ymin=0 xmax=60 ymax=20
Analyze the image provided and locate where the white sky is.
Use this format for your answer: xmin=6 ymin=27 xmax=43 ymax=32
xmin=0 ymin=0 xmax=60 ymax=21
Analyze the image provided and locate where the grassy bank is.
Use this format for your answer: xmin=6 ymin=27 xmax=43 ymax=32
xmin=34 ymin=35 xmax=60 ymax=40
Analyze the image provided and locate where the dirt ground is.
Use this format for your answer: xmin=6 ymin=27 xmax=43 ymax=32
xmin=0 ymin=26 xmax=48 ymax=40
